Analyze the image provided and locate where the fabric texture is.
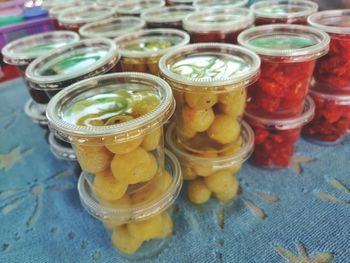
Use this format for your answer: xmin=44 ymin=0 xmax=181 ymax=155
xmin=0 ymin=79 xmax=349 ymax=263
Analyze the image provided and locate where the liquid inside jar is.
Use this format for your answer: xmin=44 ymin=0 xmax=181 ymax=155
xmin=124 ymin=36 xmax=181 ymax=52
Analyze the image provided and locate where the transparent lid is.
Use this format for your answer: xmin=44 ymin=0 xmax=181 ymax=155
xmin=309 ymin=81 xmax=350 ymax=105
xmin=115 ymin=28 xmax=190 ymax=58
xmin=96 ymin=0 xmax=119 ymax=7
xmin=167 ymin=0 xmax=193 ymax=4
xmin=245 ymin=96 xmax=315 ymax=130
xmin=49 ymin=3 xmax=90 ymax=19
xmin=46 ymin=72 xmax=175 ymax=145
xmin=78 ymin=149 xmax=182 ymax=222
xmin=24 ymin=99 xmax=48 ymax=126
xmin=42 ymin=0 xmax=82 ymax=9
xmin=183 ymin=7 xmax=254 ymax=33
xmin=1 ymin=31 xmax=80 ymax=66
xmin=25 ymin=39 xmax=119 ymax=89
xmin=308 ymin=9 xmax=350 ymax=35
xmin=193 ymin=0 xmax=248 ymax=9
xmin=237 ymin=24 xmax=330 ymax=62
xmin=141 ymin=5 xmax=195 ymax=24
xmin=166 ymin=121 xmax=254 ymax=168
xmin=79 ymin=17 xmax=146 ymax=39
xmin=159 ymin=43 xmax=260 ymax=90
xmin=116 ymin=0 xmax=165 ymax=16
xmin=58 ymin=5 xmax=116 ymax=25
xmin=251 ymin=0 xmax=318 ymax=19
xmin=48 ymin=132 xmax=76 ymax=161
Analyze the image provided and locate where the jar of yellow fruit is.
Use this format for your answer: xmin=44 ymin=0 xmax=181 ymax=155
xmin=46 ymin=72 xmax=175 ymax=193
xmin=78 ymin=150 xmax=182 ymax=258
xmin=159 ymin=43 xmax=260 ymax=154
xmin=166 ymin=121 xmax=254 ymax=204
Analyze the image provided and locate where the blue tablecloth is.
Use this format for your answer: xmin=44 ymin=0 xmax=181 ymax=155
xmin=0 ymin=78 xmax=349 ymax=263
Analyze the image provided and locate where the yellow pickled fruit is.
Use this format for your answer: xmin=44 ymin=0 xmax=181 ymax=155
xmin=157 ymin=212 xmax=173 ymax=239
xmin=76 ymin=146 xmax=113 ymax=174
xmin=141 ymin=128 xmax=161 ymax=151
xmin=77 ymin=113 xmax=105 ymax=126
xmin=75 ymin=144 xmax=104 ymax=153
xmin=203 ymin=170 xmax=237 ymax=193
xmin=101 ymin=194 xmax=132 ymax=208
xmin=228 ymin=162 xmax=242 ymax=174
xmin=103 ymin=219 xmax=124 ymax=229
xmin=218 ymin=89 xmax=245 ymax=105
xmin=159 ymin=170 xmax=173 ymax=192
xmin=132 ymin=95 xmax=160 ymax=118
xmin=207 ymin=115 xmax=240 ymax=144
xmin=178 ymin=121 xmax=197 ymax=139
xmin=187 ymin=178 xmax=211 ymax=204
xmin=198 ymin=148 xmax=218 ymax=158
xmin=214 ymin=184 xmax=239 ymax=202
xmin=185 ymin=92 xmax=218 ymax=110
xmin=111 ymin=147 xmax=158 ymax=185
xmin=182 ymin=106 xmax=215 ymax=132
xmin=112 ymin=226 xmax=143 ymax=255
xmin=182 ymin=165 xmax=198 ymax=181
xmin=219 ymin=136 xmax=243 ymax=156
xmin=94 ymin=170 xmax=128 ymax=201
xmin=192 ymin=162 xmax=214 ymax=177
xmin=127 ymin=214 xmax=164 ymax=241
xmin=122 ymin=57 xmax=148 ymax=72
xmin=173 ymin=90 xmax=184 ymax=104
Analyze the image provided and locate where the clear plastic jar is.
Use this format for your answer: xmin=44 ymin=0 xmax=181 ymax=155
xmin=115 ymin=29 xmax=189 ymax=76
xmin=308 ymin=10 xmax=350 ymax=91
xmin=166 ymin=0 xmax=193 ymax=5
xmin=46 ymin=72 xmax=175 ymax=189
xmin=245 ymin=96 xmax=315 ymax=169
xmin=79 ymin=17 xmax=146 ymax=39
xmin=48 ymin=132 xmax=77 ymax=160
xmin=238 ymin=24 xmax=329 ymax=118
xmin=251 ymin=0 xmax=318 ymax=26
xmin=159 ymin=43 xmax=260 ymax=154
xmin=78 ymin=150 xmax=182 ymax=258
xmin=166 ymin=121 xmax=253 ymax=204
xmin=116 ymin=0 xmax=165 ymax=17
xmin=141 ymin=5 xmax=195 ymax=30
xmin=58 ymin=5 xmax=116 ymax=32
xmin=183 ymin=7 xmax=254 ymax=44
xmin=25 ymin=38 xmax=119 ymax=105
xmin=303 ymin=84 xmax=350 ymax=145
xmin=193 ymin=0 xmax=248 ymax=10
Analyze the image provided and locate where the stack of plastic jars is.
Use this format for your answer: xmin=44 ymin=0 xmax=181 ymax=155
xmin=238 ymin=24 xmax=330 ymax=169
xmin=46 ymin=73 xmax=182 ymax=257
xmin=303 ymin=10 xmax=350 ymax=145
xmin=116 ymin=0 xmax=165 ymax=17
xmin=159 ymin=43 xmax=260 ymax=204
xmin=250 ymin=0 xmax=318 ymax=26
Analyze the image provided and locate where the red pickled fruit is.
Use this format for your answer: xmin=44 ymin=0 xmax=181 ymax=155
xmin=255 ymin=16 xmax=308 ymax=26
xmin=190 ymin=30 xmax=243 ymax=44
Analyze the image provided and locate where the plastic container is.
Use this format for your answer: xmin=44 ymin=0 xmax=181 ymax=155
xmin=22 ymin=6 xmax=49 ymax=20
xmin=193 ymin=0 xmax=248 ymax=10
xmin=115 ymin=29 xmax=190 ymax=76
xmin=49 ymin=3 xmax=89 ymax=30
xmin=238 ymin=24 xmax=329 ymax=118
xmin=166 ymin=0 xmax=193 ymax=5
xmin=183 ymin=7 xmax=254 ymax=44
xmin=159 ymin=43 xmax=260 ymax=154
xmin=166 ymin=121 xmax=253 ymax=204
xmin=46 ymin=72 xmax=175 ymax=193
xmin=116 ymin=0 xmax=165 ymax=17
xmin=48 ymin=132 xmax=76 ymax=160
xmin=78 ymin=149 xmax=182 ymax=258
xmin=303 ymin=84 xmax=350 ymax=145
xmin=79 ymin=17 xmax=146 ymax=39
xmin=308 ymin=10 xmax=350 ymax=91
xmin=42 ymin=0 xmax=81 ymax=9
xmin=25 ymin=38 xmax=119 ymax=105
xmin=245 ymin=96 xmax=315 ymax=169
xmin=58 ymin=5 xmax=116 ymax=32
xmin=141 ymin=5 xmax=195 ymax=30
xmin=24 ymin=99 xmax=48 ymax=128
xmin=251 ymin=0 xmax=318 ymax=26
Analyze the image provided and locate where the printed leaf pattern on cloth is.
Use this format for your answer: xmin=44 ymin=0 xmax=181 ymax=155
xmin=242 ymin=191 xmax=280 ymax=220
xmin=289 ymin=155 xmax=317 ymax=174
xmin=316 ymin=178 xmax=350 ymax=205
xmin=0 ymin=147 xmax=32 ymax=171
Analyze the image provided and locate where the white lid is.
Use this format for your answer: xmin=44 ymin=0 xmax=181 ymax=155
xmin=193 ymin=0 xmax=248 ymax=9
xmin=308 ymin=9 xmax=350 ymax=35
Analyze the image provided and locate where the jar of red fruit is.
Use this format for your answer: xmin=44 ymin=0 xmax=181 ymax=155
xmin=250 ymin=0 xmax=318 ymax=26
xmin=308 ymin=10 xmax=350 ymax=91
xmin=183 ymin=7 xmax=254 ymax=44
xmin=246 ymin=96 xmax=315 ymax=169
xmin=193 ymin=0 xmax=248 ymax=10
xmin=238 ymin=24 xmax=329 ymax=118
xmin=303 ymin=83 xmax=350 ymax=145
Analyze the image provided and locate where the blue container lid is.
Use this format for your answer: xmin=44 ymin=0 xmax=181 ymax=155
xmin=22 ymin=7 xmax=48 ymax=20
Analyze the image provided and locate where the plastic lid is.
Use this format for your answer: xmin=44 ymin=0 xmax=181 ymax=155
xmin=2 ymin=31 xmax=80 ymax=66
xmin=78 ymin=149 xmax=182 ymax=222
xmin=0 ymin=15 xmax=23 ymax=27
xmin=183 ymin=7 xmax=254 ymax=33
xmin=49 ymin=3 xmax=87 ymax=19
xmin=115 ymin=28 xmax=190 ymax=58
xmin=245 ymin=96 xmax=315 ymax=130
xmin=237 ymin=24 xmax=330 ymax=62
xmin=42 ymin=0 xmax=82 ymax=9
xmin=167 ymin=0 xmax=193 ymax=4
xmin=46 ymin=72 xmax=175 ymax=145
xmin=159 ymin=43 xmax=260 ymax=90
xmin=96 ymin=0 xmax=119 ymax=7
xmin=58 ymin=5 xmax=116 ymax=25
xmin=79 ymin=17 xmax=146 ymax=39
xmin=141 ymin=5 xmax=195 ymax=24
xmin=251 ymin=0 xmax=318 ymax=19
xmin=193 ymin=0 xmax=248 ymax=9
xmin=25 ymin=38 xmax=118 ymax=89
xmin=309 ymin=81 xmax=350 ymax=105
xmin=22 ymin=7 xmax=48 ymax=19
xmin=48 ymin=132 xmax=76 ymax=160
xmin=308 ymin=9 xmax=350 ymax=35
xmin=24 ymin=99 xmax=48 ymax=126
xmin=166 ymin=121 xmax=254 ymax=168
xmin=116 ymin=0 xmax=165 ymax=16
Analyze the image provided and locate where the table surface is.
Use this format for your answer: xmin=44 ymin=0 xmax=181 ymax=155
xmin=0 ymin=78 xmax=349 ymax=263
